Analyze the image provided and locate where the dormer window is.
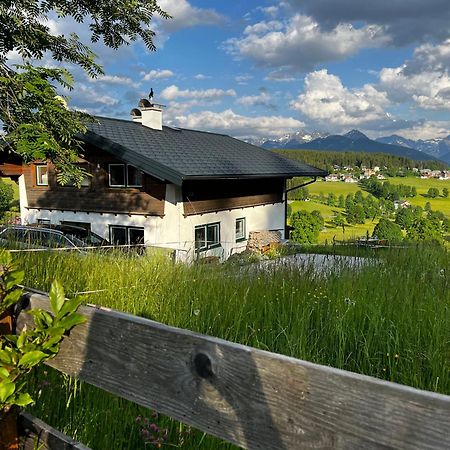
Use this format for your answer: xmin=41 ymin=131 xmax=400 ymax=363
xmin=35 ymin=164 xmax=48 ymax=186
xmin=127 ymin=165 xmax=143 ymax=187
xmin=108 ymin=164 xmax=142 ymax=188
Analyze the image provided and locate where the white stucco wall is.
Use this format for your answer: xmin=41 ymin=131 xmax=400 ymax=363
xmin=20 ymin=183 xmax=285 ymax=262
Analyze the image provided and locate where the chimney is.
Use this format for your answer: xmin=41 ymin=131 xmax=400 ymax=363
xmin=130 ymin=92 xmax=164 ymax=131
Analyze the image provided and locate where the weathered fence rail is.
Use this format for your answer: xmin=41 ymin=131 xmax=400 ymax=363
xmin=16 ymin=292 xmax=450 ymax=450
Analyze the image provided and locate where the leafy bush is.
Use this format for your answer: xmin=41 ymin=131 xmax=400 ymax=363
xmin=372 ymin=218 xmax=403 ymax=242
xmin=290 ymin=210 xmax=324 ymax=244
xmin=0 ymin=181 xmax=14 ymax=218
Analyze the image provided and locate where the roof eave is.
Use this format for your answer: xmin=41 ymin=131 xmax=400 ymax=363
xmin=182 ymin=171 xmax=328 ymax=181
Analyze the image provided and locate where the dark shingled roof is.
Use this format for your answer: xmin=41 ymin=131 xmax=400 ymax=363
xmin=83 ymin=116 xmax=327 ymax=185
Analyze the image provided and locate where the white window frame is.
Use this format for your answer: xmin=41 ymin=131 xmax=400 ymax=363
xmin=195 ymin=222 xmax=220 ymax=251
xmin=235 ymin=217 xmax=246 ymax=242
xmin=108 ymin=164 xmax=126 ymax=187
xmin=35 ymin=164 xmax=48 ymax=186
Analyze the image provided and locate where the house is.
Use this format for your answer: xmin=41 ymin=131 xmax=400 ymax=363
xmin=8 ymin=99 xmax=326 ymax=261
xmin=394 ymin=200 xmax=411 ymax=210
xmin=342 ymin=175 xmax=358 ymax=183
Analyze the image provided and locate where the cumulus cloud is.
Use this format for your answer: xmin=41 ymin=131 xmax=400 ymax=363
xmin=90 ymin=75 xmax=140 ymax=88
xmin=257 ymin=6 xmax=280 ymax=18
xmin=224 ymin=14 xmax=388 ymax=73
xmin=380 ymin=120 xmax=450 ymax=140
xmin=141 ymin=69 xmax=174 ymax=81
xmin=160 ymin=85 xmax=236 ymax=101
xmin=291 ymin=70 xmax=391 ymax=130
xmin=236 ymin=91 xmax=275 ymax=109
xmin=157 ymin=0 xmax=224 ymax=32
xmin=166 ymin=109 xmax=305 ymax=138
xmin=285 ymin=0 xmax=450 ymax=46
xmin=379 ymin=40 xmax=450 ymax=110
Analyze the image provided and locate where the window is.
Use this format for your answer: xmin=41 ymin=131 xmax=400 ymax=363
xmin=195 ymin=222 xmax=220 ymax=251
xmin=59 ymin=165 xmax=91 ymax=187
xmin=37 ymin=219 xmax=51 ymax=225
xmin=127 ymin=165 xmax=143 ymax=187
xmin=235 ymin=218 xmax=246 ymax=242
xmin=109 ymin=164 xmax=126 ymax=187
xmin=35 ymin=164 xmax=48 ymax=186
xmin=108 ymin=164 xmax=142 ymax=187
xmin=109 ymin=226 xmax=144 ymax=246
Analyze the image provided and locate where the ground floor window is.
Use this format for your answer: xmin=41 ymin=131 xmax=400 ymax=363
xmin=235 ymin=218 xmax=246 ymax=242
xmin=37 ymin=219 xmax=51 ymax=225
xmin=195 ymin=222 xmax=220 ymax=251
xmin=109 ymin=226 xmax=144 ymax=246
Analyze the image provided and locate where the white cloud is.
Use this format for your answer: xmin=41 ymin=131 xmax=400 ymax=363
xmin=157 ymin=0 xmax=224 ymax=32
xmin=225 ymin=14 xmax=389 ymax=73
xmin=381 ymin=120 xmax=450 ymax=140
xmin=291 ymin=70 xmax=390 ymax=129
xmin=160 ymin=85 xmax=236 ymax=101
xmin=265 ymin=70 xmax=297 ymax=82
xmin=166 ymin=109 xmax=305 ymax=138
xmin=243 ymin=20 xmax=283 ymax=35
xmin=67 ymin=83 xmax=119 ymax=109
xmin=91 ymin=75 xmax=140 ymax=88
xmin=258 ymin=6 xmax=279 ymax=18
xmin=235 ymin=74 xmax=254 ymax=84
xmin=379 ymin=39 xmax=450 ymax=110
xmin=194 ymin=73 xmax=210 ymax=80
xmin=236 ymin=92 xmax=273 ymax=108
xmin=141 ymin=69 xmax=174 ymax=81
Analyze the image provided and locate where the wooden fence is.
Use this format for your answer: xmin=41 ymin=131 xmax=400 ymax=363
xmin=15 ymin=291 xmax=450 ymax=450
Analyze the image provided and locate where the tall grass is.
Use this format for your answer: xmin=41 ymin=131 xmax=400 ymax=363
xmin=15 ymin=245 xmax=450 ymax=449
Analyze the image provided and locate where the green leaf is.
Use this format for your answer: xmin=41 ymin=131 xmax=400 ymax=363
xmin=0 ymin=250 xmax=12 ymax=266
xmin=0 ymin=367 xmax=10 ymax=379
xmin=49 ymin=280 xmax=65 ymax=314
xmin=0 ymin=380 xmax=15 ymax=403
xmin=58 ymin=313 xmax=86 ymax=331
xmin=17 ymin=331 xmax=26 ymax=349
xmin=42 ymin=335 xmax=62 ymax=351
xmin=0 ymin=350 xmax=12 ymax=365
xmin=15 ymin=392 xmax=34 ymax=406
xmin=4 ymin=269 xmax=24 ymax=291
xmin=57 ymin=297 xmax=83 ymax=319
xmin=18 ymin=351 xmax=47 ymax=368
xmin=3 ymin=289 xmax=22 ymax=308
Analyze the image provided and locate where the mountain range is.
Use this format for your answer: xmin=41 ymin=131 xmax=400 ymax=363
xmin=249 ymin=130 xmax=450 ymax=164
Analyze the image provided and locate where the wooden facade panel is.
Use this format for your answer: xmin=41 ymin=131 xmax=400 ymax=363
xmin=0 ymin=163 xmax=23 ymax=177
xmin=24 ymin=146 xmax=166 ymax=216
xmin=183 ymin=178 xmax=284 ymax=216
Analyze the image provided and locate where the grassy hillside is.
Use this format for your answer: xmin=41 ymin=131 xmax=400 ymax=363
xmin=13 ymin=247 xmax=450 ymax=449
xmin=290 ymin=199 xmax=378 ymax=243
xmin=306 ymin=178 xmax=450 ymax=217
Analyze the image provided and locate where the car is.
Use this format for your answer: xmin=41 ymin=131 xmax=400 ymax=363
xmin=29 ymin=223 xmax=109 ymax=247
xmin=0 ymin=225 xmax=108 ymax=252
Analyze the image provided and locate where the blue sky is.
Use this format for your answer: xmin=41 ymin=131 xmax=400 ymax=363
xmin=10 ymin=0 xmax=450 ymax=140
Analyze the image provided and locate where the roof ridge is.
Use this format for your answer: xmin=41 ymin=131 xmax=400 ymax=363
xmin=94 ymin=116 xmax=228 ymax=136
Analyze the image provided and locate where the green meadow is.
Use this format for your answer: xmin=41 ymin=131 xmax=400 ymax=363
xmin=309 ymin=178 xmax=450 ymax=217
xmin=12 ymin=247 xmax=450 ymax=449
xmin=290 ymin=177 xmax=450 ymax=243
